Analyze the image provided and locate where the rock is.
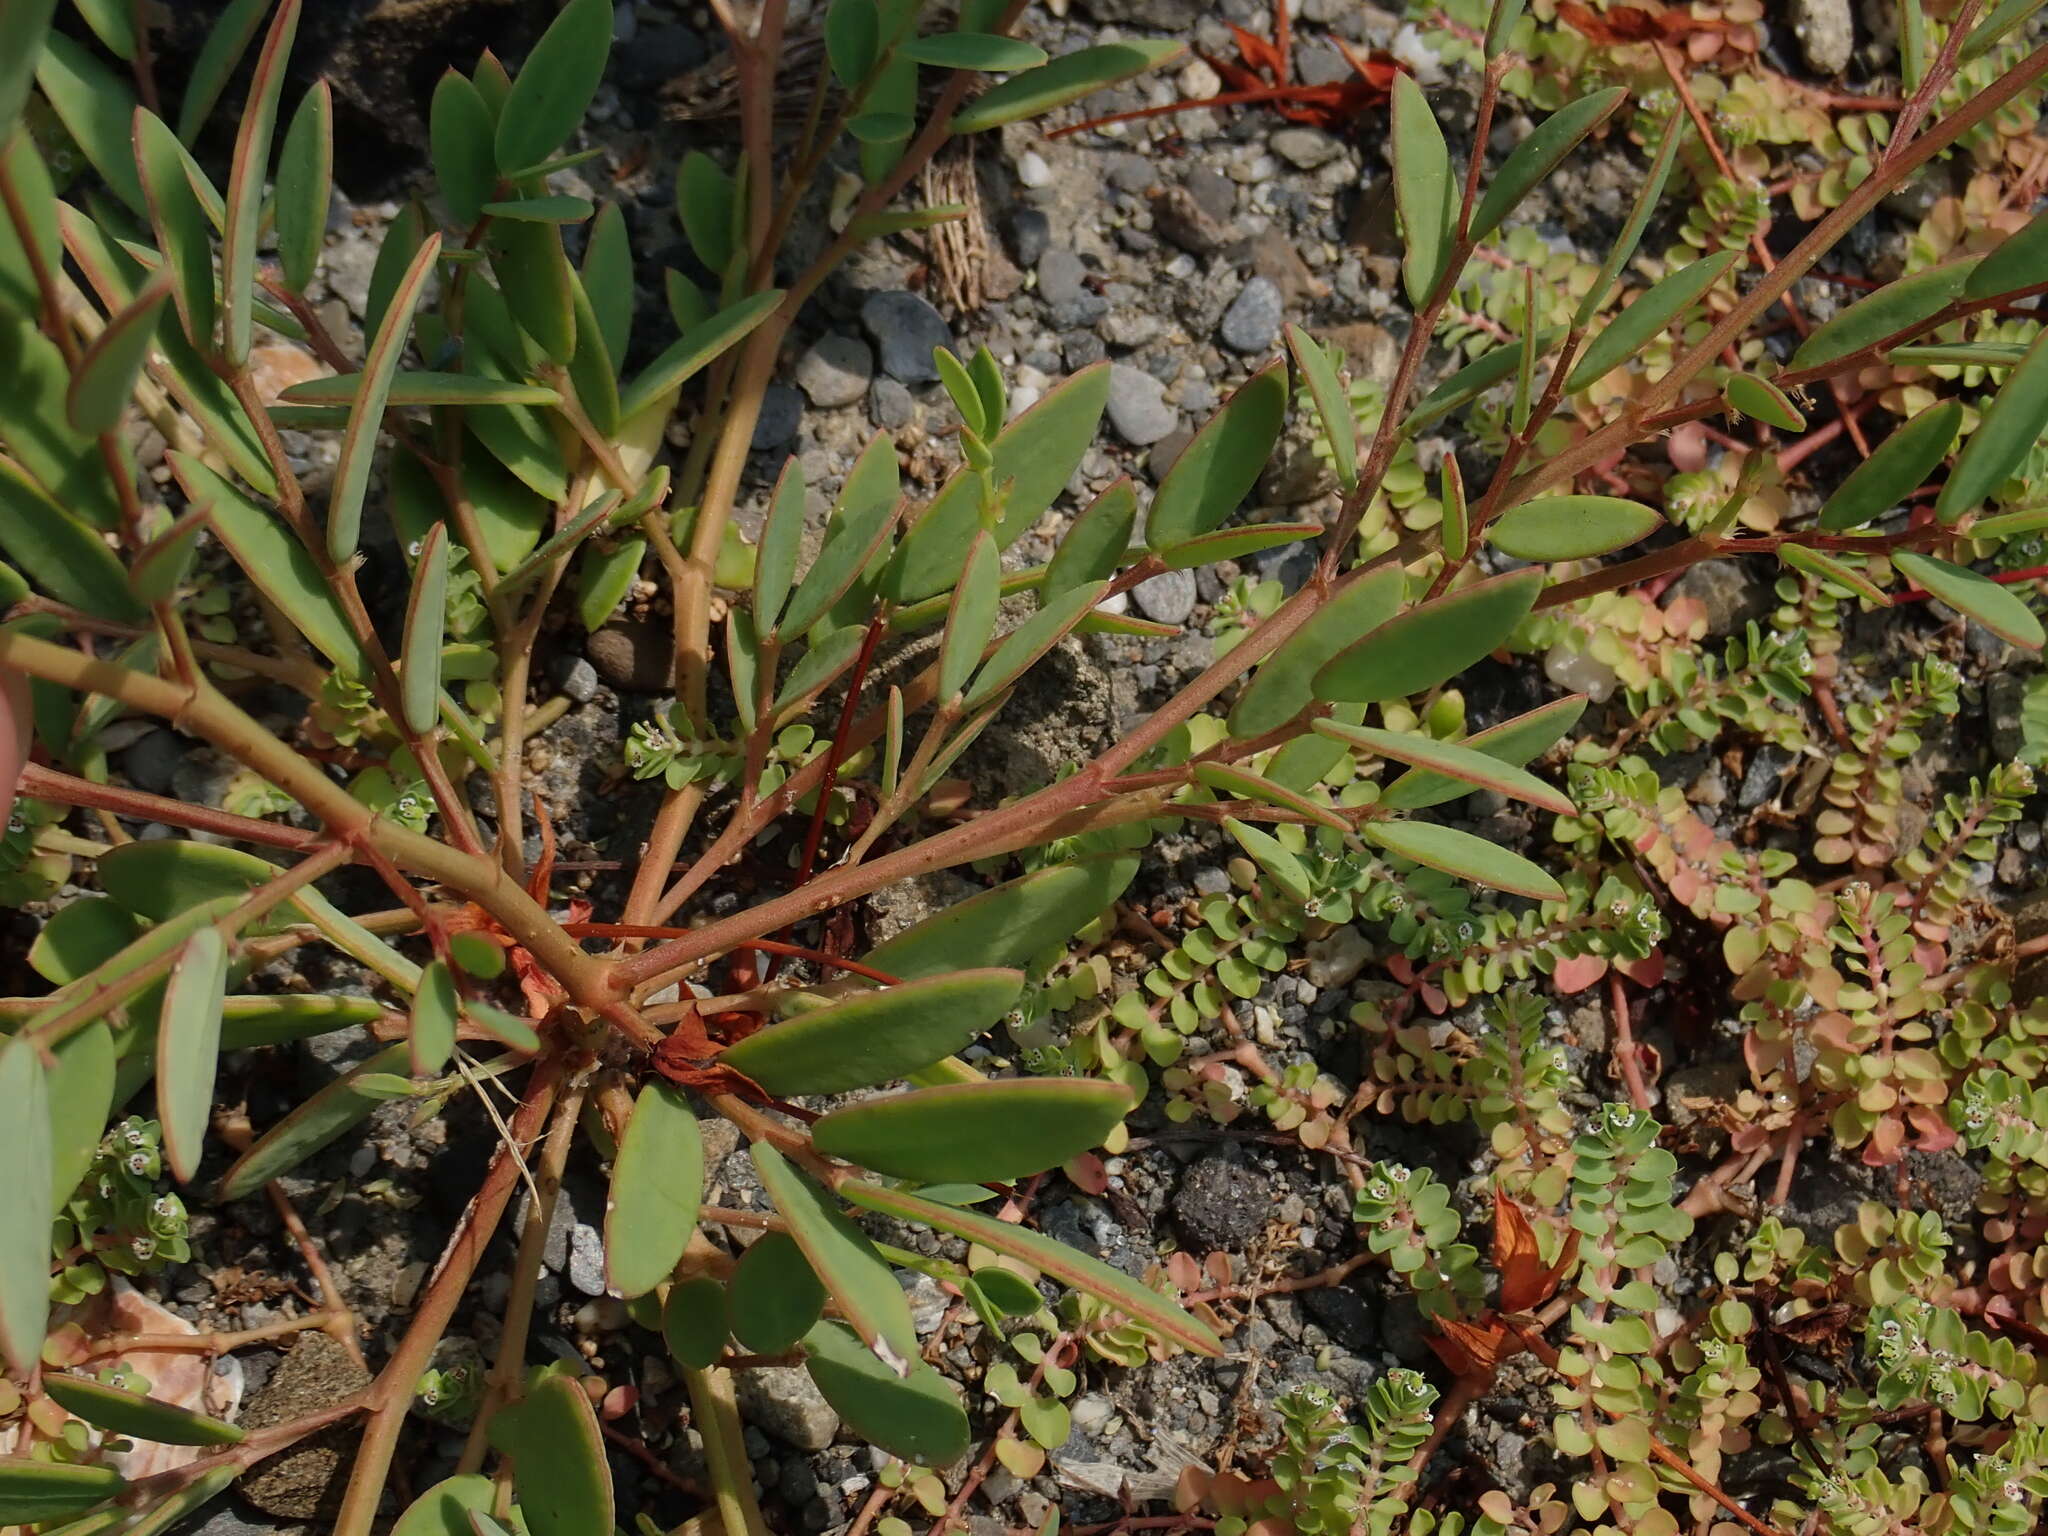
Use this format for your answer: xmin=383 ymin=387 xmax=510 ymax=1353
xmin=1005 ymin=206 xmax=1052 ymax=268
xmin=1270 ymin=127 xmax=1343 ymax=169
xmin=120 ymin=728 xmax=185 ymax=796
xmin=734 ymin=1365 xmax=840 ymax=1450
xmin=587 ymin=621 xmax=676 ymax=693
xmin=1015 ymin=149 xmax=1054 ymax=189
xmin=183 ymin=1511 xmax=288 ymax=1536
xmin=869 ymin=375 xmax=915 ymax=430
xmin=1991 ymin=673 xmax=2029 ymax=765
xmin=1105 ymin=364 xmax=1177 ymax=446
xmin=550 ymin=655 xmax=600 ymax=704
xmin=247 ymin=342 xmax=326 ymax=405
xmin=1133 ymin=568 xmax=1198 ymax=626
xmin=237 ymin=1333 xmax=373 ymax=1519
xmin=1668 ymin=559 xmax=1772 ymax=634
xmin=860 ymin=290 xmax=955 ymax=383
xmin=794 ymin=334 xmax=873 ymax=409
xmin=1185 ymin=165 xmax=1239 ymax=223
xmin=1172 ymin=1154 xmax=1267 ymax=1251
xmin=617 ymin=23 xmax=709 ymax=89
xmin=903 ymin=1273 xmax=951 ymax=1335
xmin=568 ymin=1221 xmax=608 ymax=1296
xmin=1219 ymin=276 xmax=1284 ymax=355
xmin=1149 ymin=184 xmax=1235 ymax=256
xmin=1037 ymin=249 xmax=1090 ymax=310
xmin=1790 ymin=0 xmax=1855 ymax=75
xmin=1302 ymin=1285 xmax=1377 ymax=1352
xmin=1075 ymin=0 xmax=1206 ymax=23
xmin=1305 ymin=926 xmax=1372 ymax=988
xmin=751 ymin=384 xmax=803 ymax=451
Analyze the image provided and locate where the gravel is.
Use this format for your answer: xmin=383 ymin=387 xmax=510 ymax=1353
xmin=794 ymin=333 xmax=874 ymax=409
xmin=1219 ymin=275 xmax=1284 ymax=354
xmin=1105 ymin=363 xmax=1178 ymax=445
xmin=734 ymin=1366 xmax=841 ymax=1451
xmin=860 ymin=290 xmax=956 ymax=383
xmin=1133 ymin=568 xmax=1198 ymax=626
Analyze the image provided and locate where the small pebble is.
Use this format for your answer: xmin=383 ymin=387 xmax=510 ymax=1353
xmin=1219 ymin=275 xmax=1283 ymax=354
xmin=1015 ymin=149 xmax=1054 ymax=188
xmin=793 ymin=333 xmax=873 ymax=409
xmin=1105 ymin=363 xmax=1177 ymax=445
xmin=1133 ymin=568 xmax=1197 ymax=626
xmin=860 ymin=290 xmax=956 ymax=384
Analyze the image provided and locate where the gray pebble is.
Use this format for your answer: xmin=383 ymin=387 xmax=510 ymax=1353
xmin=734 ymin=1365 xmax=840 ymax=1451
xmin=751 ymin=384 xmax=803 ymax=451
xmin=1790 ymin=0 xmax=1855 ymax=74
xmin=1037 ymin=248 xmax=1090 ymax=309
xmin=1133 ymin=568 xmax=1198 ymax=626
xmin=794 ymin=333 xmax=873 ymax=409
xmin=869 ymin=375 xmax=915 ymax=430
xmin=860 ymin=290 xmax=955 ymax=383
xmin=120 ymin=728 xmax=185 ymax=796
xmin=551 ymin=655 xmax=600 ymax=704
xmin=1006 ymin=206 xmax=1052 ymax=268
xmin=1105 ymin=363 xmax=1177 ymax=446
xmin=567 ymin=1222 xmax=608 ymax=1297
xmin=1219 ymin=275 xmax=1283 ymax=354
xmin=1270 ymin=127 xmax=1343 ymax=169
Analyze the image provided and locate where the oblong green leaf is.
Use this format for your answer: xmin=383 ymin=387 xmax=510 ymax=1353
xmin=172 ymin=451 xmax=370 ymax=674
xmin=964 ymin=580 xmax=1104 ymax=711
xmin=431 ymin=69 xmax=497 ymax=226
xmin=487 ymin=1371 xmax=614 ymax=1536
xmin=803 ymin=1320 xmax=971 ymax=1466
xmin=582 ymin=200 xmax=631 ymax=364
xmin=393 ymin=1474 xmax=497 ymax=1536
xmin=0 ymin=0 xmax=57 ymax=137
xmin=220 ymin=994 xmax=383 ymax=1051
xmin=940 ymin=532 xmax=1002 ymax=701
xmin=1575 ymin=113 xmax=1683 ymax=326
xmin=46 ymin=1021 xmax=115 ymax=1208
xmin=42 ymin=1374 xmax=245 ymax=1446
xmin=1404 ymin=329 xmax=1562 ymax=434
xmin=864 ymin=855 xmax=1139 ymax=980
xmin=1192 ymin=763 xmax=1349 ymax=832
xmin=95 ymin=836 xmax=285 ymax=923
xmin=0 ymin=453 xmax=144 ymax=621
xmin=332 ymin=232 xmax=442 ymax=560
xmin=841 ymin=1180 xmax=1223 ymax=1355
xmin=899 ymin=31 xmax=1046 ymax=69
xmin=482 ymin=194 xmax=593 ymax=224
xmin=1314 ymin=719 xmax=1573 ymax=813
xmin=1363 ymin=819 xmax=1564 ymax=899
xmin=1567 ymin=250 xmax=1740 ymax=392
xmin=220 ymin=0 xmax=301 ymax=364
xmin=662 ymin=1276 xmax=729 ymax=1369
xmin=1724 ymin=372 xmax=1804 ymax=431
xmin=1486 ymin=494 xmax=1661 ymax=561
xmin=751 ymin=1143 xmax=918 ymax=1361
xmin=1145 ymin=358 xmax=1290 ymax=550
xmin=216 ymin=1043 xmax=410 ymax=1201
xmin=35 ymin=32 xmax=143 ymax=212
xmin=1313 ymin=568 xmax=1543 ymax=704
xmin=720 ymin=969 xmax=1023 ymax=1096
xmin=0 ymin=1036 xmax=52 ymax=1375
xmin=495 ymin=0 xmax=612 ymax=175
xmin=409 ymin=957 xmax=459 ymax=1076
xmin=1935 ymin=324 xmax=2048 ymax=524
xmin=273 ymin=81 xmax=332 ymax=294
xmin=1228 ymin=563 xmax=1405 ymax=739
xmin=1378 ymin=695 xmax=1587 ymax=811
xmin=157 ymin=925 xmax=229 ymax=1184
xmin=1044 ymin=477 xmax=1136 ymax=598
xmin=1791 ymin=256 xmax=1977 ymax=371
xmin=0 ymin=130 xmax=59 ymax=324
xmin=619 ymin=289 xmax=784 ymax=423
xmin=1223 ymin=816 xmax=1313 ymax=903
xmin=779 ymin=435 xmax=900 ymax=639
xmin=283 ymin=371 xmax=559 ymax=408
xmin=1893 ymin=550 xmax=2044 ymax=648
xmin=1778 ymin=543 xmax=1891 ymax=606
xmin=753 ymin=456 xmax=805 ymax=633
xmin=728 ymin=1230 xmax=826 ymax=1353
xmin=1818 ymin=400 xmax=1961 ymax=530
xmin=400 ymin=522 xmax=449 ymax=734
xmin=175 ymin=0 xmax=268 ymax=140
xmin=948 ymin=40 xmax=1182 ymax=133
xmin=487 ymin=217 xmax=573 ymax=363
xmin=66 ymin=272 xmax=172 ymax=434
xmin=811 ymin=1079 xmax=1133 ymax=1184
xmin=605 ymin=1081 xmax=704 ymax=1298
xmin=1470 ymin=87 xmax=1626 ymax=244
xmin=825 ymin=0 xmax=879 ymax=86
xmin=0 ymin=312 xmax=123 ymax=533
xmin=1967 ymin=208 xmax=2048 ymax=300
xmin=0 ymin=1457 xmax=122 ymax=1525
xmin=1392 ymin=72 xmax=1453 ymax=307
xmin=1284 ymin=324 xmax=1355 ymax=489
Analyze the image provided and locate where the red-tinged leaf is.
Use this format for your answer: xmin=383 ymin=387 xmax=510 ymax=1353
xmin=1493 ymin=1188 xmax=1576 ymax=1312
xmin=1428 ymin=1316 xmax=1509 ymax=1379
xmin=1616 ymin=951 xmax=1666 ymax=987
xmin=1549 ymin=952 xmax=1610 ymax=995
xmin=221 ymin=0 xmax=302 ymax=366
xmin=0 ymin=664 xmax=26 ymax=831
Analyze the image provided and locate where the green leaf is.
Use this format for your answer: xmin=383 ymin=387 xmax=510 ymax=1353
xmin=1961 ymin=0 xmax=2044 ymax=58
xmin=283 ymin=371 xmax=560 ymax=408
xmin=1567 ymin=250 xmax=1741 ymax=392
xmin=619 ymin=289 xmax=784 ymax=424
xmin=0 ymin=1457 xmax=122 ymax=1525
xmin=42 ymin=1374 xmax=245 ymax=1446
xmin=1936 ymin=323 xmax=2048 ymax=523
xmin=720 ymin=969 xmax=1024 ymax=1096
xmin=1313 ymin=568 xmax=1543 ymax=703
xmin=567 ymin=267 xmax=620 ymax=437
xmin=431 ymin=69 xmax=497 ymax=226
xmin=582 ymin=201 xmax=632 ymax=365
xmin=0 ymin=311 xmax=123 ymax=533
xmin=1228 ymin=563 xmax=1405 ymax=739
xmin=567 ymin=532 xmax=640 ymax=633
xmin=1145 ymin=358 xmax=1289 ymax=549
xmin=934 ymin=346 xmax=987 ymax=437
xmin=963 ymin=580 xmax=1104 ymax=711
xmin=1575 ymin=113 xmax=1683 ymax=325
xmin=1378 ymin=695 xmax=1587 ymax=811
xmin=1192 ymin=763 xmax=1349 ymax=832
xmin=605 ymin=1081 xmax=704 ymax=1298
xmin=1284 ymin=325 xmax=1355 ymax=489
xmin=45 ymin=1021 xmax=114 ymax=1207
xmin=489 ymin=216 xmax=575 ymax=364
xmin=662 ymin=1276 xmax=729 ymax=1369
xmin=1486 ymin=494 xmax=1661 ymax=561
xmin=1223 ymin=816 xmax=1314 ymax=903
xmin=1778 ymin=543 xmax=1891 ymax=606
xmin=172 ymin=450 xmax=371 ymax=675
xmin=889 ymin=362 xmax=1110 ymax=602
xmin=865 ymin=854 xmax=1137 ymax=979
xmin=408 ymin=958 xmax=459 ymax=1076
xmin=65 ymin=272 xmax=169 ymax=435
xmin=0 ymin=1036 xmax=52 ymax=1375
xmin=1441 ymin=454 xmax=1469 ymax=562
xmin=842 ymin=1180 xmax=1223 ymax=1356
xmin=826 ymin=0 xmax=880 ymax=85
xmin=1045 ymin=477 xmax=1136 ymax=598
xmin=482 ymin=195 xmax=593 ymax=225
xmin=0 ymin=130 xmax=58 ymax=324
xmin=488 ymin=1371 xmax=614 ymax=1536
xmin=216 ymin=1043 xmax=411 ymax=1200
xmin=675 ymin=150 xmax=735 ymax=274
xmin=495 ymin=0 xmax=611 ymax=174
xmin=157 ymin=925 xmax=228 ymax=1184
xmin=1392 ymin=73 xmax=1454 ymax=307
xmin=393 ymin=1475 xmax=498 ymax=1536
xmin=1470 ymin=87 xmax=1626 ymax=244
xmin=1791 ymin=256 xmax=1977 ymax=370
xmin=949 ymin=40 xmax=1181 ymax=132
xmin=940 ymin=532 xmax=1000 ymax=700
xmin=1967 ymin=208 xmax=2048 ymax=301
xmin=728 ymin=1230 xmax=826 ymax=1352
xmin=1163 ymin=524 xmax=1327 ymax=576
xmin=1315 ymin=718 xmax=1573 ymax=813
xmin=1363 ymin=819 xmax=1564 ymax=900
xmin=753 ymin=455 xmax=806 ymax=632
xmin=273 ymin=81 xmax=332 ymax=294
xmin=779 ymin=433 xmax=900 ymax=638
xmin=35 ymin=32 xmax=143 ymax=212
xmin=220 ymin=994 xmax=384 ymax=1052
xmin=133 ymin=108 xmax=219 ymax=353
xmin=751 ymin=1143 xmax=918 ymax=1361
xmin=803 ymin=1320 xmax=970 ymax=1465
xmin=176 ymin=0 xmax=269 ymax=138
xmin=1818 ymin=400 xmax=1961 ymax=530
xmin=1724 ymin=372 xmax=1804 ymax=431
xmin=899 ymin=31 xmax=1047 ymax=69
xmin=1893 ymin=550 xmax=2044 ymax=649
xmin=1405 ymin=329 xmax=1562 ymax=434
xmin=811 ymin=1079 xmax=1133 ymax=1184
xmin=0 ymin=453 xmax=144 ymax=621
xmin=220 ymin=0 xmax=301 ymax=364
xmin=397 ymin=523 xmax=449 ymax=733
xmin=0 ymin=0 xmax=57 ymax=136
